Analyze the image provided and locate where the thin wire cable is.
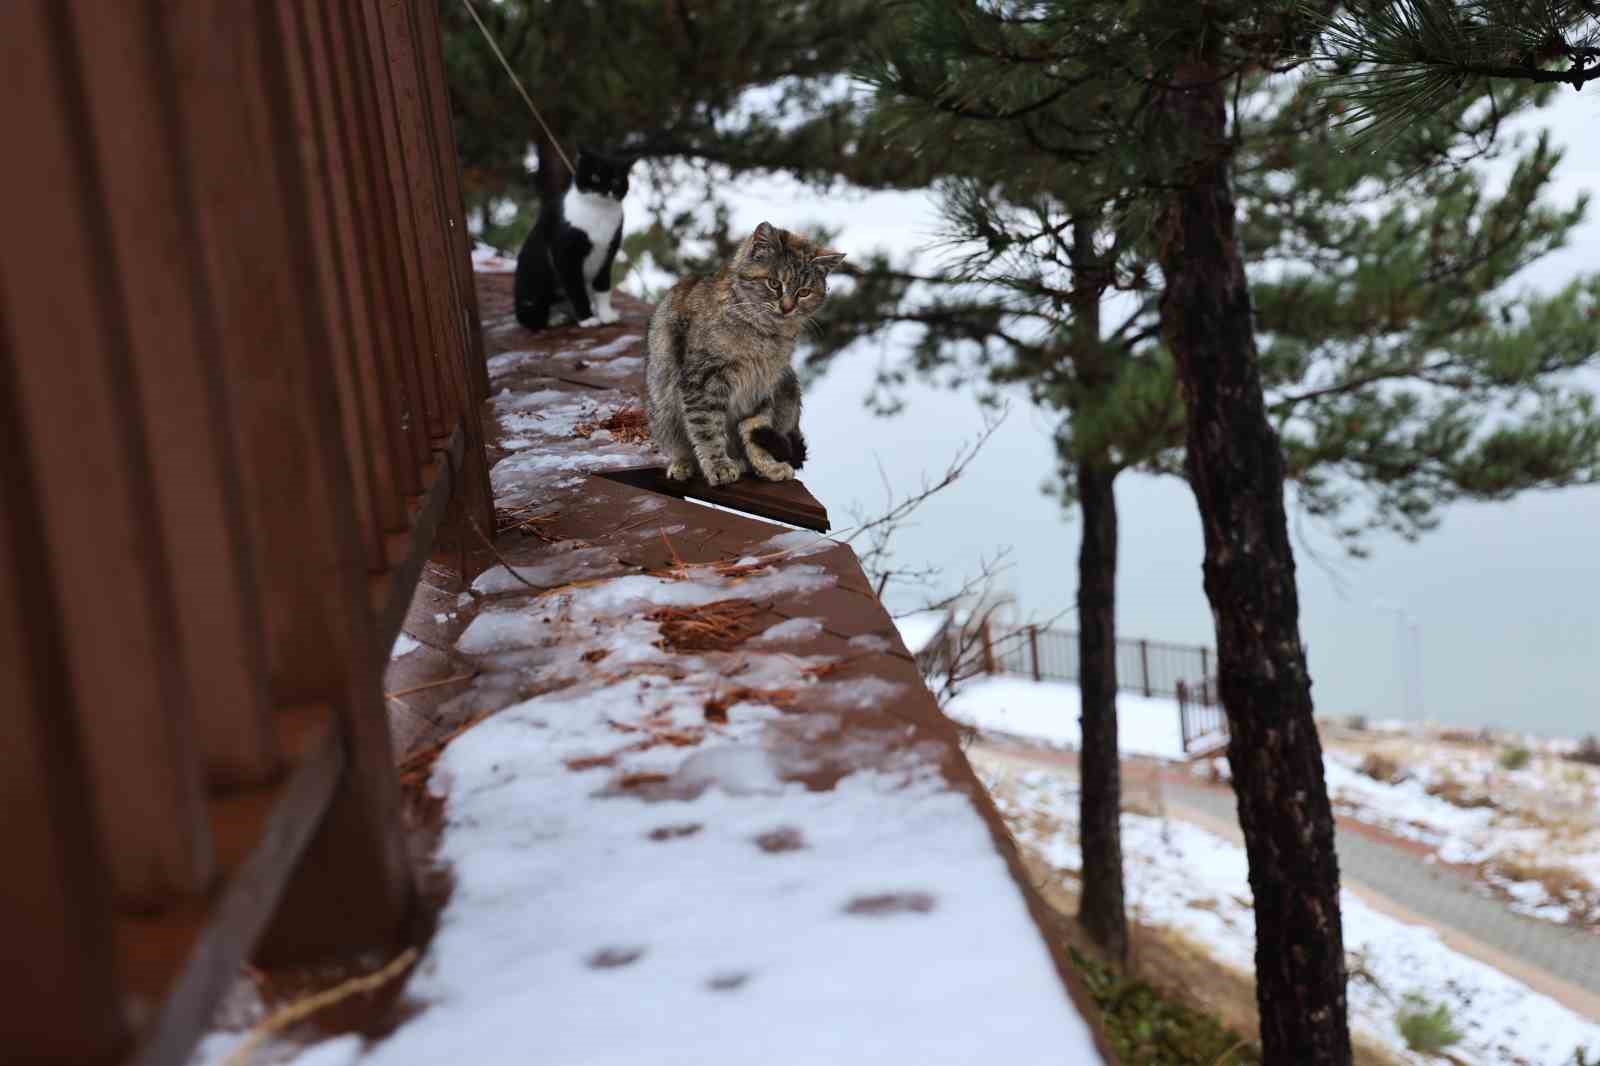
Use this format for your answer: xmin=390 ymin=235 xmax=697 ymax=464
xmin=457 ymin=0 xmax=576 ymax=175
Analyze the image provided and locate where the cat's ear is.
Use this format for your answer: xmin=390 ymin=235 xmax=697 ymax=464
xmin=749 ymin=221 xmax=780 ymax=261
xmin=810 ymin=250 xmax=847 ymax=276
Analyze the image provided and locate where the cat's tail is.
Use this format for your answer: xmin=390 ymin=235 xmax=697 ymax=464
xmin=786 ymin=429 xmax=807 ymax=471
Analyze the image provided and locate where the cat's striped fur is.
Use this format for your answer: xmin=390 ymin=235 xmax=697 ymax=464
xmin=644 ymin=222 xmax=844 ymax=486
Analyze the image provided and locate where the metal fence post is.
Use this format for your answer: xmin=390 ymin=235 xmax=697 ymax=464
xmin=1140 ymin=639 xmax=1152 ymax=697
xmin=981 ymin=621 xmax=996 ymax=675
xmin=1177 ymin=680 xmax=1190 ymax=752
xmin=1028 ymin=625 xmax=1041 ymax=682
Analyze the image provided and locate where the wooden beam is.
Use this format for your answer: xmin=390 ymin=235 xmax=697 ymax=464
xmin=66 ymin=0 xmax=280 ymax=788
xmin=0 ymin=0 xmax=214 ymax=905
xmin=600 ymin=466 xmax=833 ymax=533
xmin=0 ymin=310 xmax=127 ymax=1066
xmin=126 ymin=709 xmax=341 ymax=1066
xmin=160 ymin=0 xmax=412 ymax=959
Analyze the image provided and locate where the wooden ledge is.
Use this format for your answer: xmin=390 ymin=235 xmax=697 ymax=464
xmin=599 ymin=465 xmax=831 ymax=533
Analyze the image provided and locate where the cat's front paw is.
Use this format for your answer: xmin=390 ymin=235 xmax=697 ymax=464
xmin=704 ymin=458 xmax=742 ymax=487
xmin=577 ymin=316 xmax=602 ymax=329
xmin=596 ymin=308 xmax=621 ymax=325
xmin=665 ymin=459 xmax=695 ymax=482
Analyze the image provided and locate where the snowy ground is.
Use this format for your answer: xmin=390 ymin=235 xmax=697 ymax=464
xmin=927 ymin=657 xmax=1598 ymax=931
xmin=471 ymin=240 xmax=516 ymax=273
xmin=943 ymin=676 xmax=1195 ymax=762
xmin=984 ymin=763 xmax=1600 ymax=1066
xmin=891 ymin=610 xmax=947 ymax=657
xmin=1317 ymin=729 xmax=1600 ymax=930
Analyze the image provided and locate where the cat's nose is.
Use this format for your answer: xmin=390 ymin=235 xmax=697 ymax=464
xmin=780 ymin=298 xmax=796 ymax=315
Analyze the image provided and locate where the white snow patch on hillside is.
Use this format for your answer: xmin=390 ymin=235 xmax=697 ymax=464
xmin=945 ymin=677 xmax=1189 ymax=761
xmin=893 ymin=611 xmax=948 ymax=656
xmin=990 ymin=767 xmax=1600 ymax=1066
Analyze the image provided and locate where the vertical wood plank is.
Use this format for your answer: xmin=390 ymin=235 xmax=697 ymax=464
xmin=0 ymin=314 xmax=128 ymax=1066
xmin=325 ymin=0 xmax=427 ymax=501
xmin=373 ymin=0 xmax=464 ymax=441
xmin=159 ymin=0 xmax=410 ymax=957
xmin=414 ymin=0 xmax=494 ymax=410
xmin=304 ymin=0 xmax=415 ymax=531
xmin=360 ymin=0 xmax=448 ymax=476
xmin=271 ymin=0 xmax=394 ymax=571
xmin=68 ymin=0 xmax=280 ymax=786
xmin=410 ymin=0 xmax=497 ymax=541
xmin=0 ymin=0 xmax=214 ymax=905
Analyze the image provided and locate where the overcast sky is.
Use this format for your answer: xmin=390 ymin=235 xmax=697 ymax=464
xmin=628 ymin=88 xmax=1600 ymax=739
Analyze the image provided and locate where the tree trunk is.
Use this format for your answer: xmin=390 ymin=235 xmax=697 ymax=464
xmin=1075 ymin=459 xmax=1126 ymax=961
xmin=1067 ymin=214 xmax=1128 ymax=961
xmin=1154 ymin=63 xmax=1353 ymax=1066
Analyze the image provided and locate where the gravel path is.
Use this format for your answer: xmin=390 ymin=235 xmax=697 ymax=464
xmin=1165 ymin=778 xmax=1600 ymax=1001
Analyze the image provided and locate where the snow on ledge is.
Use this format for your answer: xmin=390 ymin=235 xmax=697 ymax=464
xmin=357 ymin=679 xmax=1101 ymax=1066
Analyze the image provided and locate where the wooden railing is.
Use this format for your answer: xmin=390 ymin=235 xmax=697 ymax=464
xmin=0 ymin=2 xmax=491 ymax=1063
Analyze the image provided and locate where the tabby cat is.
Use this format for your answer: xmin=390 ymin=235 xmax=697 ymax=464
xmin=644 ymin=222 xmax=844 ymax=486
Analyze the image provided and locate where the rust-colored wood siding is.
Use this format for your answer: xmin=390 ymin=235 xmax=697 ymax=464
xmin=0 ymin=2 xmax=492 ymax=1062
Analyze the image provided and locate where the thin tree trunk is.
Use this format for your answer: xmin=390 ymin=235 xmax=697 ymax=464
xmin=1067 ymin=215 xmax=1129 ymax=961
xmin=1075 ymin=459 xmax=1126 ymax=961
xmin=1154 ymin=63 xmax=1352 ymax=1066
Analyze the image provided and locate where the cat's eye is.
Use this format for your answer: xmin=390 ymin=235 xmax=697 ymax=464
xmin=767 ymin=279 xmax=780 ymax=292
xmin=797 ymin=288 xmax=812 ymax=298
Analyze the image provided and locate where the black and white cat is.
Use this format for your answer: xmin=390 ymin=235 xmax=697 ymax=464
xmin=514 ymin=147 xmax=632 ymax=331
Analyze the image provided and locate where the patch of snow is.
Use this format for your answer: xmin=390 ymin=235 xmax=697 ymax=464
xmin=946 ymin=677 xmax=1188 ymax=762
xmin=753 ymin=617 xmax=826 ymax=644
xmin=758 ymin=530 xmax=838 ymax=559
xmin=390 ymin=632 xmax=421 ymax=659
xmin=470 ymin=546 xmax=622 ymax=596
xmin=471 ymin=241 xmax=516 ymax=273
xmin=583 ymin=334 xmax=641 ymax=358
xmin=672 ymin=745 xmax=785 ymax=797
xmin=816 ymin=676 xmax=904 ymax=711
xmin=849 ymin=633 xmax=893 ymax=654
xmin=893 ymin=611 xmax=948 ymax=656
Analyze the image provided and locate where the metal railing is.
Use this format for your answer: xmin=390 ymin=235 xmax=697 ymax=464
xmin=940 ymin=620 xmax=1228 ymax=754
xmin=1177 ymin=679 xmax=1228 ymax=754
xmin=980 ymin=622 xmax=1215 ymax=701
xmin=1 ymin=2 xmax=491 ymax=1063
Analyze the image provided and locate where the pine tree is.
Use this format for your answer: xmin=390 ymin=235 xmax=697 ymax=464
xmin=829 ymin=10 xmax=1600 ymax=993
xmin=838 ymin=4 xmax=1587 ymax=1056
xmin=1311 ymin=1 xmax=1600 ymax=139
xmin=437 ymin=0 xmax=921 ymax=247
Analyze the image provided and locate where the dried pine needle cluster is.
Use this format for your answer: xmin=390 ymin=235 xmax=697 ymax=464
xmin=646 ymin=598 xmax=767 ymax=652
xmin=572 ymin=405 xmax=651 ymax=444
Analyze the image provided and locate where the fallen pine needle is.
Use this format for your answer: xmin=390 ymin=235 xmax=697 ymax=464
xmin=219 ymin=948 xmax=419 ymax=1066
xmin=384 ymin=673 xmax=477 ymax=701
